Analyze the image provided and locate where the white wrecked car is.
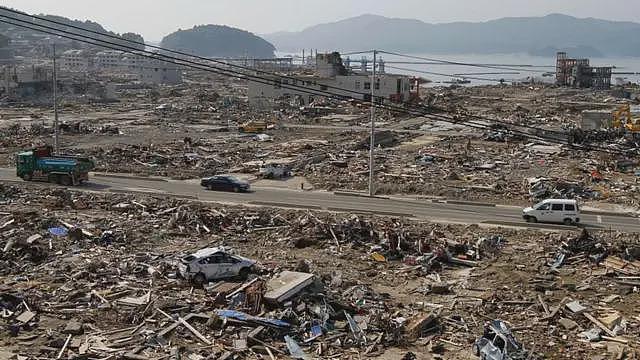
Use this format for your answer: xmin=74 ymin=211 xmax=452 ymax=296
xmin=178 ymin=247 xmax=256 ymax=286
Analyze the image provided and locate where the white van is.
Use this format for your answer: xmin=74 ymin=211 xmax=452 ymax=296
xmin=522 ymin=199 xmax=580 ymax=225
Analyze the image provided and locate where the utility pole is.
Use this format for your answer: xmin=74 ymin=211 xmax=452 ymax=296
xmin=52 ymin=43 xmax=59 ymax=155
xmin=368 ymin=50 xmax=377 ymax=197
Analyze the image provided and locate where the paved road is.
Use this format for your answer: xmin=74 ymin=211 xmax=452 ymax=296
xmin=1 ymin=168 xmax=639 ymax=233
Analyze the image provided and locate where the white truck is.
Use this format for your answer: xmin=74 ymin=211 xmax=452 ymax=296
xmin=522 ymin=199 xmax=580 ymax=226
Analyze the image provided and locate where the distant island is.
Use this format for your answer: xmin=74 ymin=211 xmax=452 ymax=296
xmin=160 ymin=25 xmax=276 ymax=58
xmin=265 ymin=13 xmax=640 ymax=57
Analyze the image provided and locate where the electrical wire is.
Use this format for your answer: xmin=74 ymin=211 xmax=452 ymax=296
xmin=0 ymin=11 xmax=621 ymax=154
xmin=379 ymin=50 xmax=548 ymax=73
xmin=0 ymin=14 xmax=615 ymax=153
xmin=384 ymin=64 xmax=509 ymax=82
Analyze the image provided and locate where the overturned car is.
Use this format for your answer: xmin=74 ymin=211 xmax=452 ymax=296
xmin=473 ymin=320 xmax=531 ymax=360
xmin=178 ymin=247 xmax=257 ymax=286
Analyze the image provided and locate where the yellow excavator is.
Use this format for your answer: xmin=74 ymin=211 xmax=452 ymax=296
xmin=612 ymin=104 xmax=640 ymax=134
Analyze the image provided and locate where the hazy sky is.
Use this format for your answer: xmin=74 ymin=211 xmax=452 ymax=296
xmin=3 ymin=0 xmax=640 ymax=41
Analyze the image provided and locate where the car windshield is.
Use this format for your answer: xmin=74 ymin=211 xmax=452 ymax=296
xmin=535 ymin=203 xmax=550 ymax=210
xmin=225 ymin=176 xmax=241 ymax=183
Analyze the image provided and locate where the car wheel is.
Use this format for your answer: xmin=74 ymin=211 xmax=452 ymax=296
xmin=193 ymin=273 xmax=207 ymax=287
xmin=526 ymin=216 xmax=537 ymax=223
xmin=239 ymin=267 xmax=250 ymax=280
xmin=233 ymin=187 xmax=239 ymax=193
xmin=21 ymin=173 xmax=32 ymax=181
xmin=207 ymin=184 xmax=214 ymax=191
xmin=60 ymin=175 xmax=72 ymax=186
xmin=563 ymin=218 xmax=574 ymax=226
xmin=48 ymin=174 xmax=59 ymax=184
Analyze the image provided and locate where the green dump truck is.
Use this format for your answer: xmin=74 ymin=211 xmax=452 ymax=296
xmin=16 ymin=146 xmax=95 ymax=186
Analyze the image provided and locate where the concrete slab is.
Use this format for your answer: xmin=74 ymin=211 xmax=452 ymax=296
xmin=265 ymin=271 xmax=315 ymax=304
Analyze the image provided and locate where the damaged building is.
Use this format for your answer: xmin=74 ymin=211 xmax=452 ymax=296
xmin=60 ymin=50 xmax=182 ymax=85
xmin=248 ymin=52 xmax=412 ymax=108
xmin=556 ymin=52 xmax=612 ymax=90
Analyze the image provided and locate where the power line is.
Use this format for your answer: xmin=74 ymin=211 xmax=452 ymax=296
xmin=0 ymin=15 xmax=585 ymax=149
xmin=384 ymin=64 xmax=509 ymax=83
xmin=0 ymin=11 xmax=621 ymax=154
xmin=0 ymin=14 xmax=614 ymax=153
xmin=379 ymin=50 xmax=548 ymax=74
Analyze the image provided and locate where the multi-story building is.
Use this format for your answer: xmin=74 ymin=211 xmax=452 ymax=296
xmin=248 ymin=52 xmax=412 ymax=108
xmin=84 ymin=51 xmax=182 ymax=85
xmin=61 ymin=50 xmax=92 ymax=71
xmin=94 ymin=50 xmax=126 ymax=69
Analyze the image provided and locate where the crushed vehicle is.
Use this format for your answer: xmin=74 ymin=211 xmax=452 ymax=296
xmin=522 ymin=198 xmax=580 ymax=225
xmin=200 ymin=175 xmax=251 ymax=192
xmin=178 ymin=247 xmax=257 ymax=286
xmin=473 ymin=320 xmax=530 ymax=360
xmin=259 ymin=163 xmax=292 ymax=179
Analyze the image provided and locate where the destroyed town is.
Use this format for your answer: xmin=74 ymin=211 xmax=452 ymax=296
xmin=0 ymin=2 xmax=640 ymax=360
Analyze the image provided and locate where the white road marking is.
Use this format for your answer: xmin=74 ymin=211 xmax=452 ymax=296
xmin=597 ymin=216 xmax=602 ymax=224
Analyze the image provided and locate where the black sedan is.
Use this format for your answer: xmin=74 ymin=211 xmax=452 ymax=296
xmin=200 ymin=175 xmax=251 ymax=192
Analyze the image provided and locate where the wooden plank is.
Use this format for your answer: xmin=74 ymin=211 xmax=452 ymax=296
xmin=56 ymin=334 xmax=72 ymax=359
xmin=226 ymin=278 xmax=259 ymax=300
xmin=538 ymin=295 xmax=550 ymax=315
xmin=541 ymin=297 xmax=569 ymax=321
xmin=601 ymin=336 xmax=629 ymax=344
xmin=583 ymin=312 xmax=616 ymax=337
xmin=178 ymin=317 xmax=212 ymax=345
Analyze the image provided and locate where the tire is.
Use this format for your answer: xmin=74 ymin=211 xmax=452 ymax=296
xmin=21 ymin=173 xmax=32 ymax=181
xmin=563 ymin=218 xmax=574 ymax=226
xmin=60 ymin=175 xmax=72 ymax=186
xmin=239 ymin=267 xmax=250 ymax=280
xmin=207 ymin=184 xmax=214 ymax=191
xmin=233 ymin=187 xmax=239 ymax=193
xmin=526 ymin=216 xmax=537 ymax=223
xmin=48 ymin=174 xmax=59 ymax=184
xmin=192 ymin=273 xmax=207 ymax=287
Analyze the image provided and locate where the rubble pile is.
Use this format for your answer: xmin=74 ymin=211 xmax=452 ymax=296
xmin=1 ymin=184 xmax=639 ymax=358
xmin=0 ymin=185 xmax=504 ymax=359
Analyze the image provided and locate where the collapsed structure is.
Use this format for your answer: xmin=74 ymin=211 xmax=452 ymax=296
xmin=556 ymin=52 xmax=612 ymax=90
xmin=248 ymin=52 xmax=414 ymax=108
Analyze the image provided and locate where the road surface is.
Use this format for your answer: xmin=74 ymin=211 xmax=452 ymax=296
xmin=1 ymin=168 xmax=638 ymax=233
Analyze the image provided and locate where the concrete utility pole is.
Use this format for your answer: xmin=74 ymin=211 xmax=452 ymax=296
xmin=52 ymin=43 xmax=59 ymax=155
xmin=368 ymin=50 xmax=377 ymax=197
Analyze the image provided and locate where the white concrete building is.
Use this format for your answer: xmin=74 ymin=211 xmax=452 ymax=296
xmin=138 ymin=59 xmax=182 ymax=85
xmin=61 ymin=50 xmax=92 ymax=71
xmin=93 ymin=51 xmax=182 ymax=85
xmin=94 ymin=50 xmax=125 ymax=69
xmin=248 ymin=52 xmax=411 ymax=107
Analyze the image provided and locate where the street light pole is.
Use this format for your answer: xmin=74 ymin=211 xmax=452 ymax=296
xmin=52 ymin=43 xmax=59 ymax=155
xmin=368 ymin=50 xmax=377 ymax=197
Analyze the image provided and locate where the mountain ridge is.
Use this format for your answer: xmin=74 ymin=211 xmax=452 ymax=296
xmin=264 ymin=13 xmax=640 ymax=57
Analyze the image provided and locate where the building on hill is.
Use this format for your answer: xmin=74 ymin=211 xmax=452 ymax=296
xmin=61 ymin=50 xmax=92 ymax=71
